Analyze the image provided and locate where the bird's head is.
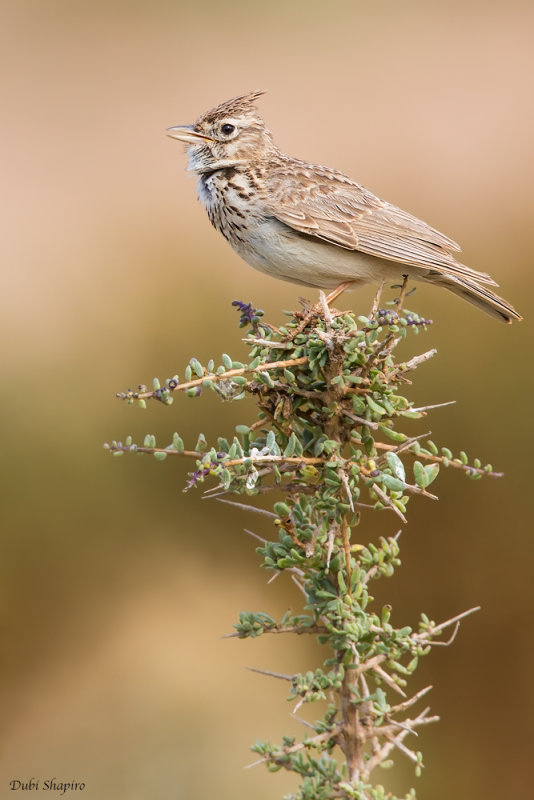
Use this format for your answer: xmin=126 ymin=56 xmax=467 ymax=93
xmin=167 ymin=91 xmax=275 ymax=173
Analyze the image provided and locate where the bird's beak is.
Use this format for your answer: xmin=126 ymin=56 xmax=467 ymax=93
xmin=166 ymin=125 xmax=214 ymax=144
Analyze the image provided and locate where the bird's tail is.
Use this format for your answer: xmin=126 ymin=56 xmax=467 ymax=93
xmin=424 ymin=273 xmax=522 ymax=323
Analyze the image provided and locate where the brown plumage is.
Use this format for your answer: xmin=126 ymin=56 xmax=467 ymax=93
xmin=168 ymin=92 xmax=521 ymax=323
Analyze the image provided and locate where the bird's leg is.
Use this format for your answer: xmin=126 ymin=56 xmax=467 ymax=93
xmin=369 ymin=281 xmax=386 ymax=321
xmin=286 ymin=281 xmax=354 ymax=341
xmin=324 ymin=280 xmax=354 ymax=306
xmin=319 ymin=290 xmax=333 ymax=331
xmin=395 ymin=274 xmax=410 ymax=313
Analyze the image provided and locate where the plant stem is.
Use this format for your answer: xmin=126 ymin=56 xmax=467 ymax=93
xmin=340 ymin=661 xmax=365 ymax=780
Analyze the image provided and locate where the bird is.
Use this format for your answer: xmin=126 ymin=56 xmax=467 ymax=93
xmin=167 ymin=91 xmax=521 ymax=323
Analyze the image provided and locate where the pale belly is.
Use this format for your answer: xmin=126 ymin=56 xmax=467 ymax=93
xmin=229 ymin=217 xmax=413 ymax=290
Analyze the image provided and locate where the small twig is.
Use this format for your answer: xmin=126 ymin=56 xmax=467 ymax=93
xmin=248 ymin=418 xmax=269 ymax=432
xmin=108 ymin=445 xmax=202 ymax=458
xmin=291 ymin=574 xmax=308 ymax=598
xmin=133 ymin=356 xmax=309 ymax=400
xmin=342 ymin=517 xmax=352 ymax=597
xmin=269 ymin=380 xmax=325 ymax=400
xmin=415 ymin=606 xmax=481 ymax=643
xmin=224 ymin=454 xmax=324 ymax=468
xmin=290 ymin=713 xmax=318 ymax=731
xmin=371 ymin=483 xmax=408 ymax=524
xmin=222 ymin=623 xmax=328 ymax=639
xmin=340 ymin=472 xmax=355 ymax=513
xmin=344 ymin=411 xmax=380 ymax=430
xmin=354 ymin=654 xmax=387 ymax=677
xmin=326 ymin=524 xmax=336 ymax=569
xmin=247 ymin=666 xmax=293 ymax=681
xmin=200 ymin=486 xmax=229 ymax=498
xmin=242 ymin=337 xmax=290 ymax=349
xmin=392 ymin=737 xmax=420 ymax=763
xmin=428 ymin=621 xmax=461 ymax=646
xmin=245 ymin=729 xmax=340 ymax=769
xmin=397 ymin=349 xmax=437 ymax=374
xmin=391 ymin=685 xmax=433 ymax=714
xmin=409 ymin=400 xmax=456 ymax=413
xmin=372 ymin=438 xmax=503 ymax=478
xmin=363 ymin=707 xmax=438 ymax=778
xmin=372 ymin=665 xmax=407 ymax=697
xmin=243 ymin=529 xmax=267 ymax=544
xmin=372 ymin=431 xmax=432 ymax=461
xmin=381 ymin=718 xmax=418 ymax=737
xmin=404 ymin=482 xmax=439 ymax=501
xmin=360 ymin=671 xmax=371 ymax=699
xmin=279 ymin=515 xmax=307 ymax=550
xmin=213 ymin=497 xmax=277 ymax=518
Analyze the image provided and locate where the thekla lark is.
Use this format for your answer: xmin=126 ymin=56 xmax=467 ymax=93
xmin=168 ymin=92 xmax=521 ymax=324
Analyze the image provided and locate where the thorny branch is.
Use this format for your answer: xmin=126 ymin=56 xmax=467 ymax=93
xmin=108 ymin=285 xmax=495 ymax=799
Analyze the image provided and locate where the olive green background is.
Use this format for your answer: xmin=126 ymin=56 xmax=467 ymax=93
xmin=2 ymin=2 xmax=533 ymax=798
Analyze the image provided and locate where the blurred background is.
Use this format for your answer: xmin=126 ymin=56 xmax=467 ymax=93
xmin=1 ymin=1 xmax=533 ymax=798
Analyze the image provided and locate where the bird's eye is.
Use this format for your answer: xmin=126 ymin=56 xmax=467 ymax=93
xmin=221 ymin=123 xmax=236 ymax=136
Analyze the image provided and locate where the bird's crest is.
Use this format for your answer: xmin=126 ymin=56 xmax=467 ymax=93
xmin=198 ymin=91 xmax=266 ymax=125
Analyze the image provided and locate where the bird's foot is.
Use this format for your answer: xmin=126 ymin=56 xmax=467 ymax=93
xmin=285 ymin=283 xmax=353 ymax=341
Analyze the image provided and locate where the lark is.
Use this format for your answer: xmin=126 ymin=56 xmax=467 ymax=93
xmin=167 ymin=91 xmax=521 ymax=323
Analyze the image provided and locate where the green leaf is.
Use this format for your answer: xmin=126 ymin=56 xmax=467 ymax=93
xmin=274 ymin=502 xmax=291 ymax=517
xmin=195 ymin=433 xmax=207 ymax=451
xmin=283 ymin=368 xmax=296 ymax=384
xmin=413 ymin=460 xmax=428 ymax=487
xmin=386 ymin=452 xmax=405 ymax=482
xmin=378 ymin=425 xmax=406 ymax=443
xmin=173 ymin=433 xmax=184 ymax=453
xmin=367 ymin=396 xmax=387 ymax=416
xmin=257 ymin=370 xmax=275 ymax=387
xmin=423 ymin=464 xmax=439 ymax=486
xmin=382 ymin=475 xmax=406 ymax=492
xmin=283 ymin=433 xmax=299 ymax=458
xmin=190 ymin=358 xmax=203 ymax=378
xmin=351 ymin=396 xmax=366 ymax=415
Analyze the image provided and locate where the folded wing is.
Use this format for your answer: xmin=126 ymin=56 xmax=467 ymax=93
xmin=267 ymin=161 xmax=498 ymax=287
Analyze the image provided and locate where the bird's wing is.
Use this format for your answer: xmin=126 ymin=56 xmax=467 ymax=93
xmin=266 ymin=162 xmax=497 ymax=286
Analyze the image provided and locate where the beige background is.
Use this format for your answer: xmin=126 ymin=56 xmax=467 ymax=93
xmin=1 ymin=1 xmax=533 ymax=798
